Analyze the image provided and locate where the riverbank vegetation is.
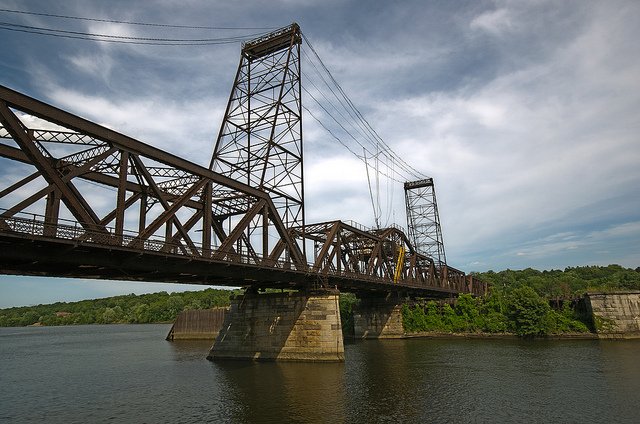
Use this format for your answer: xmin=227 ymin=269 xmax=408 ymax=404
xmin=401 ymin=265 xmax=639 ymax=337
xmin=475 ymin=265 xmax=640 ymax=298
xmin=402 ymin=290 xmax=589 ymax=337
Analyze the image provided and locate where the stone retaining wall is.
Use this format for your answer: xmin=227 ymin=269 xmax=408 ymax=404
xmin=585 ymin=292 xmax=640 ymax=339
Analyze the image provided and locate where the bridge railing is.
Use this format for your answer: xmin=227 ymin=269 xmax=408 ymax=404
xmin=0 ymin=209 xmax=296 ymax=270
xmin=343 ymin=220 xmax=371 ymax=233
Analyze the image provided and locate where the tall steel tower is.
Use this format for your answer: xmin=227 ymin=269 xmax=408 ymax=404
xmin=404 ymin=178 xmax=447 ymax=267
xmin=210 ymin=24 xmax=304 ymax=231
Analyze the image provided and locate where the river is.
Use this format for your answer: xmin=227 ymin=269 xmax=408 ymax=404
xmin=1 ymin=324 xmax=638 ymax=423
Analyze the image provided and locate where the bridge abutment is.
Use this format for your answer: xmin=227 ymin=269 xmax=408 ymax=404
xmin=207 ymin=289 xmax=344 ymax=362
xmin=585 ymin=292 xmax=640 ymax=338
xmin=353 ymin=294 xmax=405 ymax=339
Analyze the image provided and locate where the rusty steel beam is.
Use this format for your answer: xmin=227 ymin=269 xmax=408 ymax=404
xmin=0 ymin=84 xmax=307 ymax=273
xmin=0 ymin=101 xmax=109 ymax=235
xmin=0 ymin=85 xmax=276 ymax=201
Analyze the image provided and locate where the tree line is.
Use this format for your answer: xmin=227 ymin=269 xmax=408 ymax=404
xmin=475 ymin=264 xmax=640 ymax=298
xmin=402 ymin=290 xmax=590 ymax=337
xmin=0 ymin=288 xmax=240 ymax=327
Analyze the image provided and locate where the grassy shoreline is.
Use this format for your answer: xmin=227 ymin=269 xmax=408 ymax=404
xmin=402 ymin=331 xmax=599 ymax=340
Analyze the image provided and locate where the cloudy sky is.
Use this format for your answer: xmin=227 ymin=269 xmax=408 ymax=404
xmin=1 ymin=0 xmax=639 ymax=307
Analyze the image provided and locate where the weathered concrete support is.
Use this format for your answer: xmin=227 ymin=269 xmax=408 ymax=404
xmin=166 ymin=308 xmax=227 ymax=341
xmin=585 ymin=292 xmax=640 ymax=339
xmin=353 ymin=294 xmax=405 ymax=339
xmin=207 ymin=290 xmax=344 ymax=362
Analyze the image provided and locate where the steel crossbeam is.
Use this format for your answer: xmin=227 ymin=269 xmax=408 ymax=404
xmin=0 ymin=84 xmax=306 ymax=278
xmin=288 ymin=220 xmax=486 ymax=295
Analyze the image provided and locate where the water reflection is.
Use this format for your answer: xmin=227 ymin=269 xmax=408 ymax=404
xmin=214 ymin=360 xmax=346 ymax=423
xmin=167 ymin=339 xmax=212 ymax=361
xmin=345 ymin=340 xmax=423 ymax=422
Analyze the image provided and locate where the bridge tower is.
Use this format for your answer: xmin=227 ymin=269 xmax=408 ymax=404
xmin=210 ymin=24 xmax=304 ymax=232
xmin=207 ymin=24 xmax=344 ymax=362
xmin=404 ymin=178 xmax=447 ymax=268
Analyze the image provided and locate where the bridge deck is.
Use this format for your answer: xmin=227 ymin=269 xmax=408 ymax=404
xmin=0 ymin=216 xmax=463 ymax=298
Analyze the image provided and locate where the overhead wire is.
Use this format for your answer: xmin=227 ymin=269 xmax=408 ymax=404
xmin=1 ymin=8 xmax=421 ymax=179
xmin=0 ymin=8 xmax=274 ymax=46
xmin=0 ymin=8 xmax=276 ymax=30
xmin=301 ymin=33 xmax=426 ymax=182
xmin=300 ymin=32 xmax=431 ymax=228
xmin=301 ymin=104 xmax=403 ymax=183
xmin=0 ymin=21 xmax=271 ymax=45
xmin=364 ymin=149 xmax=381 ymax=229
xmin=301 ymin=85 xmax=375 ymax=163
xmin=301 ymin=70 xmax=418 ymax=184
xmin=301 ymin=49 xmax=381 ymax=159
xmin=302 ymin=39 xmax=426 ymax=184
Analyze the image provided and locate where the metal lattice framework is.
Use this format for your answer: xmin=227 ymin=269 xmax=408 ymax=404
xmin=210 ymin=24 xmax=304 ymax=234
xmin=404 ymin=178 xmax=447 ymax=268
xmin=286 ymin=220 xmax=477 ymax=295
xmin=0 ymin=24 xmax=488 ymax=297
xmin=0 ymin=84 xmax=307 ymax=283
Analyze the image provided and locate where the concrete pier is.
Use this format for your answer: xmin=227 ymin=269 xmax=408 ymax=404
xmin=207 ymin=290 xmax=344 ymax=362
xmin=353 ymin=295 xmax=405 ymax=339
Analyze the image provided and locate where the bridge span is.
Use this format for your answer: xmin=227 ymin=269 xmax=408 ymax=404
xmin=0 ymin=84 xmax=484 ymax=298
xmin=0 ymin=24 xmax=485 ymax=361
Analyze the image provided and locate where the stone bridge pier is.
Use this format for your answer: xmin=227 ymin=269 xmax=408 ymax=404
xmin=353 ymin=293 xmax=406 ymax=339
xmin=207 ymin=289 xmax=344 ymax=362
xmin=206 ymin=290 xmax=415 ymax=362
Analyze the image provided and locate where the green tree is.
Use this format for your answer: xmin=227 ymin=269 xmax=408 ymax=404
xmin=505 ymin=286 xmax=551 ymax=336
xmin=455 ymin=294 xmax=481 ymax=331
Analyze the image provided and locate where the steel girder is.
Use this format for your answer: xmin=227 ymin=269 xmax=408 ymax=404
xmin=210 ymin=23 xmax=304 ymax=233
xmin=291 ymin=220 xmax=486 ymax=296
xmin=0 ymin=84 xmax=306 ymax=273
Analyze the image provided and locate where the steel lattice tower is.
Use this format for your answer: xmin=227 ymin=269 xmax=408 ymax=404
xmin=404 ymin=178 xmax=447 ymax=267
xmin=210 ymin=24 xmax=304 ymax=231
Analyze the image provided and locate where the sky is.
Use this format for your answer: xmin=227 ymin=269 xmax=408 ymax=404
xmin=0 ymin=0 xmax=639 ymax=307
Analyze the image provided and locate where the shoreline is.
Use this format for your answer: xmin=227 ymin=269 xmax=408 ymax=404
xmin=402 ymin=331 xmax=599 ymax=340
xmin=400 ymin=331 xmax=640 ymax=340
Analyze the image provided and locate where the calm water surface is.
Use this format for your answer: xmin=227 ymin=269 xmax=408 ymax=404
xmin=1 ymin=324 xmax=639 ymax=423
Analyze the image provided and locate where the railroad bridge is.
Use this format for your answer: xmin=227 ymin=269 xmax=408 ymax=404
xmin=0 ymin=24 xmax=485 ymax=361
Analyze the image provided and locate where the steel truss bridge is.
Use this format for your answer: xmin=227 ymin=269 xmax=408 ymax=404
xmin=0 ymin=24 xmax=486 ymax=298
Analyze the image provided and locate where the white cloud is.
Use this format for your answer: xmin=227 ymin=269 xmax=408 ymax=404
xmin=470 ymin=8 xmax=513 ymax=35
xmin=587 ymin=221 xmax=640 ymax=241
xmin=364 ymin=1 xmax=640 ymax=262
xmin=43 ymin=86 xmax=223 ymax=167
xmin=507 ymin=221 xmax=640 ymax=262
xmin=67 ymin=53 xmax=115 ymax=82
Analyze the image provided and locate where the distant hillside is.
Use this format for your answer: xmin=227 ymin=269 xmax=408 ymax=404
xmin=0 ymin=288 xmax=240 ymax=327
